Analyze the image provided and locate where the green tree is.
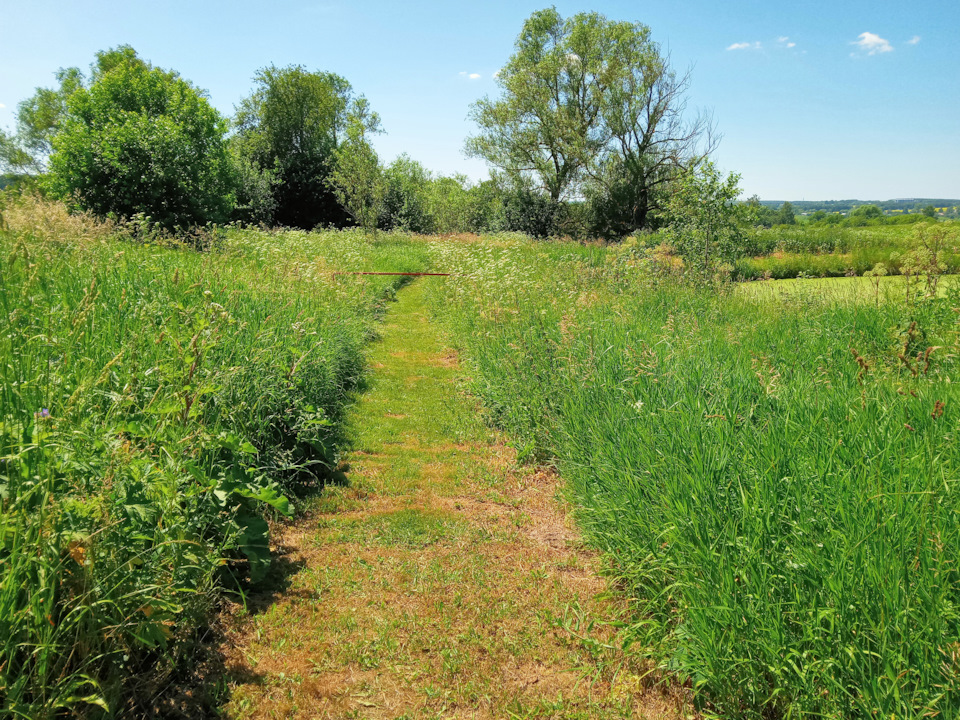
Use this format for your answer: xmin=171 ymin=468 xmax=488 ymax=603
xmin=775 ymin=201 xmax=796 ymax=225
xmin=47 ymin=47 xmax=233 ymax=229
xmin=234 ymin=65 xmax=353 ymax=229
xmin=1 ymin=68 xmax=84 ymax=174
xmin=846 ymin=204 xmax=884 ymax=226
xmin=328 ymin=99 xmax=385 ymax=235
xmin=743 ymin=195 xmax=777 ymax=227
xmin=0 ymin=130 xmax=36 ymax=174
xmin=466 ymin=8 xmax=606 ymax=202
xmin=466 ymin=8 xmax=711 ymax=238
xmin=229 ymin=141 xmax=279 ymax=226
xmin=381 ymin=154 xmax=435 ymax=233
xmin=428 ymin=174 xmax=488 ymax=235
xmin=501 ymin=181 xmax=568 ymax=238
xmin=661 ymin=160 xmax=748 ymax=272
xmin=466 ymin=179 xmax=508 ymax=233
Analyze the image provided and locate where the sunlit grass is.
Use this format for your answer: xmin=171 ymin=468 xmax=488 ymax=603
xmin=736 ymin=273 xmax=960 ymax=304
xmin=430 ymin=233 xmax=960 ymax=718
xmin=736 ymin=220 xmax=960 ymax=279
xmin=0 ymin=198 xmax=430 ymax=716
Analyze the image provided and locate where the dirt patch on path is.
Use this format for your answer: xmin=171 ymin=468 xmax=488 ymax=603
xmin=220 ymin=280 xmax=691 ymax=719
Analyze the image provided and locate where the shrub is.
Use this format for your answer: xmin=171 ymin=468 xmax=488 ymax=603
xmin=47 ymin=48 xmax=233 ymax=229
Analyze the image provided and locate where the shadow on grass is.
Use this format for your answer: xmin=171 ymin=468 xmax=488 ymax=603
xmin=127 ymin=539 xmax=312 ymax=718
xmin=237 ymin=541 xmax=309 ymax=616
xmin=122 ymin=622 xmax=257 ymax=719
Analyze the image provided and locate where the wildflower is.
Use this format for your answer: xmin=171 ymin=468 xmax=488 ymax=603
xmin=35 ymin=408 xmax=51 ymax=419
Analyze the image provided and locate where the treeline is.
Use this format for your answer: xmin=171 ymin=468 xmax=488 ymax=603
xmin=759 ymin=198 xmax=960 ymax=216
xmin=0 ymin=47 xmax=380 ymax=233
xmin=0 ymin=43 xmax=636 ymax=239
xmin=745 ymin=198 xmax=950 ymax=228
xmin=804 ymin=204 xmax=951 ymax=227
xmin=1 ymin=8 xmax=731 ymax=243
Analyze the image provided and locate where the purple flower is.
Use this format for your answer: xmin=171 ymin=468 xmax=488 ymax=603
xmin=35 ymin=408 xmax=51 ymax=419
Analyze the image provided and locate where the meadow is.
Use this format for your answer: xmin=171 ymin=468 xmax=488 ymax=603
xmin=0 ymin=196 xmax=428 ymax=716
xmin=428 ymin=235 xmax=960 ymax=718
xmin=735 ymin=220 xmax=960 ymax=280
xmin=3 ymin=195 xmax=960 ymax=718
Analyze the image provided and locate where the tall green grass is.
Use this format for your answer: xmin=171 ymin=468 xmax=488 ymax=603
xmin=736 ymin=222 xmax=960 ymax=280
xmin=431 ymin=236 xmax=960 ymax=718
xmin=0 ymin=197 xmax=429 ymax=716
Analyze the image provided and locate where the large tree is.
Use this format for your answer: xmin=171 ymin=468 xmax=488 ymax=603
xmin=466 ymin=8 xmax=713 ymax=238
xmin=465 ymin=8 xmax=609 ymax=203
xmin=328 ymin=98 xmax=385 ymax=235
xmin=233 ymin=65 xmax=354 ymax=229
xmin=47 ymin=46 xmax=233 ymax=228
xmin=589 ymin=58 xmax=713 ymax=236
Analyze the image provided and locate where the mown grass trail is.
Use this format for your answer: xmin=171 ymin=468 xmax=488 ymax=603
xmin=221 ymin=279 xmax=688 ymax=719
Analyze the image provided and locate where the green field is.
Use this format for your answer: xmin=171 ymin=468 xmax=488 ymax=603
xmin=736 ymin=221 xmax=960 ymax=280
xmin=428 ymin=235 xmax=960 ymax=718
xmin=737 ymin=274 xmax=960 ymax=304
xmin=3 ymin=199 xmax=960 ymax=718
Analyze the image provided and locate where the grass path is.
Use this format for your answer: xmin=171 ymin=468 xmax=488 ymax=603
xmin=221 ymin=280 xmax=688 ymax=719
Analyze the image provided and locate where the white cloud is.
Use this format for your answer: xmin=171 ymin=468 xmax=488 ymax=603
xmin=459 ymin=71 xmax=481 ymax=80
xmin=0 ymin=103 xmax=5 ymax=109
xmin=852 ymin=31 xmax=893 ymax=55
xmin=907 ymin=35 xmax=921 ymax=45
xmin=777 ymin=36 xmax=797 ymax=49
xmin=727 ymin=41 xmax=761 ymax=51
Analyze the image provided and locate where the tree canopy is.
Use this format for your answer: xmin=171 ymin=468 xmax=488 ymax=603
xmin=328 ymin=98 xmax=385 ymax=234
xmin=46 ymin=46 xmax=233 ymax=228
xmin=466 ymin=8 xmax=713 ymax=238
xmin=233 ymin=65 xmax=355 ymax=229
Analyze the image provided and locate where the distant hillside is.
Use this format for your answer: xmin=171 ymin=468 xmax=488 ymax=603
xmin=758 ymin=198 xmax=960 ymax=215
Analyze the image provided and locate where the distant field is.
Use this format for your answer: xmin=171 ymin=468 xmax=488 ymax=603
xmin=736 ymin=220 xmax=960 ymax=280
xmin=737 ymin=273 xmax=959 ymax=302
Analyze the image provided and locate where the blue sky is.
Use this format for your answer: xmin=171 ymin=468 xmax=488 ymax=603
xmin=1 ymin=0 xmax=957 ymax=200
